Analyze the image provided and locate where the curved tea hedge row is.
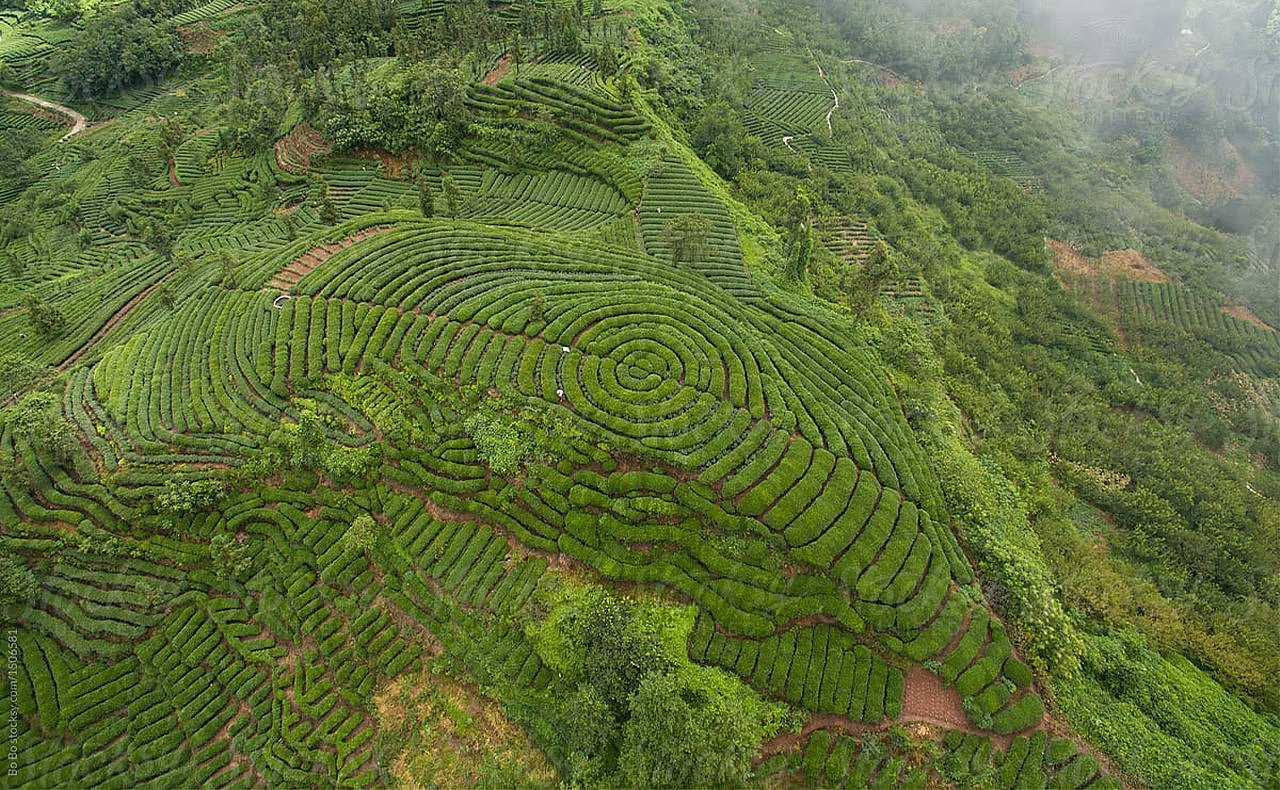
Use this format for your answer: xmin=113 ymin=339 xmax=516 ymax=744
xmin=763 ymin=727 xmax=1119 ymax=789
xmin=6 ymin=479 xmax=553 ymax=788
xmin=50 ymin=214 xmax=1033 ymax=729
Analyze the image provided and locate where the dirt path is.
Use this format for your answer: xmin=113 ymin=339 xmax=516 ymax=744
xmin=267 ymin=226 xmax=390 ymax=292
xmin=809 ymin=49 xmax=838 ymax=135
xmin=839 ymin=57 xmax=908 ymax=87
xmin=4 ymin=89 xmax=89 ymax=142
xmin=58 ymin=273 xmax=175 ymax=370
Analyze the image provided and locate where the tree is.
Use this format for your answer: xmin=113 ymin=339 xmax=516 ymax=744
xmin=340 ymin=513 xmax=378 ymax=553
xmin=441 ymin=171 xmax=462 ymax=217
xmin=319 ymin=190 xmax=339 ymax=224
xmin=664 ymin=212 xmax=712 ymax=266
xmin=155 ymin=478 xmax=227 ymax=516
xmin=210 ymin=533 xmax=250 ymax=579
xmin=782 ymin=188 xmax=815 ymax=283
xmin=463 ymin=412 xmax=525 ymax=476
xmin=618 ymin=666 xmax=780 ymax=788
xmin=219 ymin=251 xmax=237 ymax=288
xmin=417 ymin=174 xmax=435 ymax=218
xmin=24 ymin=294 xmax=66 ymax=339
xmin=4 ymin=391 xmax=75 ymax=464
xmin=51 ymin=7 xmax=183 ymax=99
xmin=146 ymin=220 xmax=174 ymax=262
xmin=0 ymin=555 xmax=36 ymax=608
xmin=0 ymin=354 xmax=50 ymax=402
xmin=597 ymin=43 xmax=619 ymax=77
xmin=858 ymin=239 xmax=900 ymax=295
xmin=2 ymin=251 xmax=22 ymax=279
xmin=692 ymin=102 xmax=749 ymax=178
xmin=0 ymin=58 xmax=17 ymax=89
xmin=528 ymin=291 xmax=545 ymax=323
xmin=279 ymin=399 xmax=329 ymax=469
xmin=560 ymin=685 xmax=618 ymax=783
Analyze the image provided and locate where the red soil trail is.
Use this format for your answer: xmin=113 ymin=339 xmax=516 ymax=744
xmin=267 ymin=226 xmax=389 ymax=292
xmin=58 ymin=272 xmax=177 ymax=370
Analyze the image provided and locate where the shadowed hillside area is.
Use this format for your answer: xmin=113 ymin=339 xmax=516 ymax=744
xmin=0 ymin=0 xmax=1277 ymax=787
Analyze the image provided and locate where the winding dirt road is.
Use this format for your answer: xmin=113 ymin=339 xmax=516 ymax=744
xmin=4 ymin=89 xmax=89 ymax=141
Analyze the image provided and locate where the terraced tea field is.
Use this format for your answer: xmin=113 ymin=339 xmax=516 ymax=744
xmin=0 ymin=3 xmax=1131 ymax=786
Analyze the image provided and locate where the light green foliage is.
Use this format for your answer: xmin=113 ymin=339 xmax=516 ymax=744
xmin=272 ymin=399 xmax=377 ymax=482
xmin=341 ymin=513 xmax=378 ymax=553
xmin=619 ymin=664 xmax=784 ymax=788
xmin=1058 ymin=629 xmax=1280 ymax=789
xmin=0 ymin=355 xmax=51 ymax=403
xmin=209 ymin=533 xmax=250 ymax=578
xmin=529 ymin=579 xmax=786 ymax=785
xmin=154 ymin=478 xmax=227 ymax=516
xmin=464 ymin=412 xmax=527 ymax=478
xmin=931 ymin=435 xmax=1082 ymax=678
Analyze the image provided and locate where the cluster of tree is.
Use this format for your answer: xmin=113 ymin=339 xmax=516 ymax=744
xmin=51 ymin=6 xmax=184 ymax=99
xmin=527 ymin=584 xmax=788 ymax=787
xmin=314 ymin=61 xmax=472 ymax=158
xmin=2 ymin=390 xmax=76 ymax=466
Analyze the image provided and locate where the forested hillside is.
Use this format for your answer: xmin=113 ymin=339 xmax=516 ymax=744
xmin=0 ymin=0 xmax=1277 ymax=787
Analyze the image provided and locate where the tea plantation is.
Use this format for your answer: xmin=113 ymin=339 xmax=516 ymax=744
xmin=2 ymin=0 xmax=1278 ymax=787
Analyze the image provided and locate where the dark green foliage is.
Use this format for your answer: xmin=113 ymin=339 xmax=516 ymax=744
xmin=51 ymin=7 xmax=184 ymax=99
xmin=577 ymin=593 xmax=673 ymax=713
xmin=664 ymin=211 xmax=713 ymax=265
xmin=417 ymin=175 xmax=435 ymax=218
xmin=0 ymin=555 xmax=37 ymax=608
xmin=320 ymin=63 xmax=472 ymax=158
xmin=617 ymin=667 xmax=777 ymax=789
xmin=4 ymin=391 xmax=75 ymax=463
xmin=24 ymin=294 xmax=66 ymax=339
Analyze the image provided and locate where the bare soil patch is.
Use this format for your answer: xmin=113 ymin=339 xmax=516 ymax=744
xmin=901 ymin=665 xmax=969 ymax=729
xmin=179 ymin=21 xmax=223 ymax=54
xmin=482 ymin=53 xmax=514 ymax=86
xmin=1048 ymin=238 xmax=1169 ymax=284
xmin=1165 ymin=137 xmax=1260 ymax=205
xmin=274 ymin=123 xmax=331 ymax=174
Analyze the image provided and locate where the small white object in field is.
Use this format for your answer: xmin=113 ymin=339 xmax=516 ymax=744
xmin=562 ymin=345 xmax=570 ymax=353
xmin=557 ymin=389 xmax=565 ymax=399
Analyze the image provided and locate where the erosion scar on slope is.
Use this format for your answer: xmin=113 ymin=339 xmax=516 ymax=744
xmin=482 ymin=53 xmax=514 ymax=86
